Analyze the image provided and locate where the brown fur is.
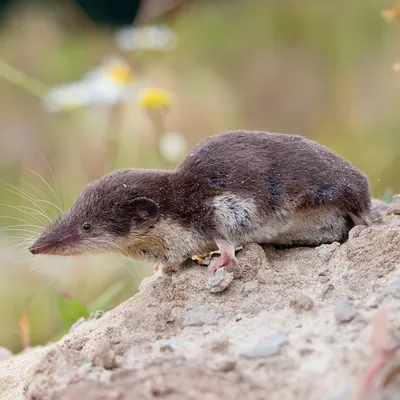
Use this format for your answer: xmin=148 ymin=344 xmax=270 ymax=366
xmin=29 ymin=131 xmax=372 ymax=267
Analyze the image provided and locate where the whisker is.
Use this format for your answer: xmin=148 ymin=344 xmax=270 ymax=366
xmin=6 ymin=203 xmax=52 ymax=223
xmin=0 ymin=204 xmax=46 ymax=224
xmin=26 ymin=262 xmax=43 ymax=274
xmin=20 ymin=178 xmax=47 ymax=200
xmin=112 ymin=243 xmax=142 ymax=281
xmin=36 ymin=199 xmax=63 ymax=215
xmin=28 ymin=161 xmax=64 ymax=210
xmin=117 ymin=258 xmax=140 ymax=281
xmin=0 ymin=223 xmax=42 ymax=230
xmin=41 ymin=276 xmax=58 ymax=290
xmin=2 ymin=182 xmax=42 ymax=207
xmin=0 ymin=215 xmax=43 ymax=227
xmin=3 ymin=233 xmax=39 ymax=246
xmin=4 ymin=187 xmax=50 ymax=218
xmin=3 ymin=233 xmax=37 ymax=241
xmin=0 ymin=228 xmax=41 ymax=236
xmin=20 ymin=180 xmax=63 ymax=215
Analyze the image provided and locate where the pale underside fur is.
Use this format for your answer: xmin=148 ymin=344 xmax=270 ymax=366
xmin=118 ymin=219 xmax=215 ymax=265
xmin=120 ymin=193 xmax=352 ymax=266
xmin=212 ymin=193 xmax=349 ymax=246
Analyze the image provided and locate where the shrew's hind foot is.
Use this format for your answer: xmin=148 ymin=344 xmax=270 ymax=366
xmin=207 ymin=238 xmax=237 ymax=274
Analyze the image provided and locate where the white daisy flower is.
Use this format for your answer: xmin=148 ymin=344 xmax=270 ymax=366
xmin=159 ymin=132 xmax=187 ymax=163
xmin=115 ymin=25 xmax=177 ymax=52
xmin=42 ymin=57 xmax=140 ymax=112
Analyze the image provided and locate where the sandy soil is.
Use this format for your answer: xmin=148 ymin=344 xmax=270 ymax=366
xmin=0 ymin=206 xmax=399 ymax=400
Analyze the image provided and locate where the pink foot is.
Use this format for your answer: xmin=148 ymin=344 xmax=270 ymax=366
xmin=207 ymin=239 xmax=237 ymax=274
xmin=207 ymin=254 xmax=237 ymax=274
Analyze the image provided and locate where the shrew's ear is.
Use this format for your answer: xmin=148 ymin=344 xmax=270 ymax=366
xmin=131 ymin=197 xmax=160 ymax=228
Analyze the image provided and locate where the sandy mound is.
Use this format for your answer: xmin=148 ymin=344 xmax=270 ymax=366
xmin=0 ymin=212 xmax=399 ymax=400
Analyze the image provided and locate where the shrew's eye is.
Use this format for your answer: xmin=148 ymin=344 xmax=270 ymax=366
xmin=82 ymin=222 xmax=92 ymax=232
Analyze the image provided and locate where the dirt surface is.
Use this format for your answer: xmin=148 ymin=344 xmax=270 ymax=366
xmin=0 ymin=210 xmax=399 ymax=400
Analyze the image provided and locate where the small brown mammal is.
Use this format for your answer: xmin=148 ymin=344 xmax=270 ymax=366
xmin=29 ymin=131 xmax=371 ymax=273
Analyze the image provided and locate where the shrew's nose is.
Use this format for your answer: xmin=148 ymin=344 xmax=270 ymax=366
xmin=28 ymin=243 xmax=40 ymax=255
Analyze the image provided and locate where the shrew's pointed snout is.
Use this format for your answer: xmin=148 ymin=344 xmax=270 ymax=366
xmin=28 ymin=222 xmax=80 ymax=256
xmin=28 ymin=243 xmax=40 ymax=255
xmin=28 ymin=235 xmax=58 ymax=255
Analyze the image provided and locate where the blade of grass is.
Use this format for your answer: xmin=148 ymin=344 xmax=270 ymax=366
xmin=88 ymin=282 xmax=125 ymax=313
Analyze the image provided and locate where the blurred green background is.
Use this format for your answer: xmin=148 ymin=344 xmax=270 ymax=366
xmin=0 ymin=0 xmax=399 ymax=353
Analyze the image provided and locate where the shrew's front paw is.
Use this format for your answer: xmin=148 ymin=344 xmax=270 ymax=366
xmin=156 ymin=263 xmax=185 ymax=274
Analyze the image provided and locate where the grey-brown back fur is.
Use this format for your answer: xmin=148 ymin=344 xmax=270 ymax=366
xmin=178 ymin=131 xmax=370 ymax=223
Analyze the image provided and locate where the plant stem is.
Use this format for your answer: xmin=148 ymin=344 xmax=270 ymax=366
xmin=147 ymin=109 xmax=168 ymax=165
xmin=105 ymin=103 xmax=125 ymax=171
xmin=0 ymin=60 xmax=48 ymax=98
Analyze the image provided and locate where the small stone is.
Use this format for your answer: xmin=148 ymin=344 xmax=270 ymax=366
xmin=209 ymin=358 xmax=236 ymax=372
xmin=375 ymin=264 xmax=395 ymax=278
xmin=159 ymin=344 xmax=174 ymax=352
xmin=242 ymin=280 xmax=258 ymax=294
xmin=240 ymin=332 xmax=287 ymax=359
xmin=380 ymin=280 xmax=400 ymax=300
xmin=348 ymin=225 xmax=366 ymax=240
xmin=316 ymin=243 xmax=339 ymax=262
xmin=205 ymin=267 xmax=234 ymax=293
xmin=388 ymin=203 xmax=400 ymax=215
xmin=155 ymin=338 xmax=194 ymax=351
xmin=0 ymin=347 xmax=13 ymax=362
xmin=89 ymin=310 xmax=104 ymax=320
xmin=183 ymin=306 xmax=220 ymax=327
xmin=334 ymin=298 xmax=356 ymax=323
xmin=93 ymin=337 xmax=118 ymax=370
xmin=324 ymin=385 xmax=350 ymax=400
xmin=320 ymin=283 xmax=335 ymax=300
xmin=289 ymin=293 xmax=314 ymax=312
xmin=299 ymin=348 xmax=313 ymax=356
xmin=68 ymin=317 xmax=86 ymax=333
xmin=202 ymin=338 xmax=230 ymax=353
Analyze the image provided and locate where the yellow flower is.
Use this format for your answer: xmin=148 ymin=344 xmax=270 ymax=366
xmin=138 ymin=88 xmax=172 ymax=111
xmin=105 ymin=60 xmax=134 ymax=85
xmin=381 ymin=7 xmax=400 ymax=22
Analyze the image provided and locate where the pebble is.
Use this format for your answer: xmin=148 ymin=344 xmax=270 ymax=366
xmin=240 ymin=332 xmax=287 ymax=359
xmin=89 ymin=310 xmax=105 ymax=320
xmin=205 ymin=268 xmax=234 ymax=293
xmin=69 ymin=317 xmax=86 ymax=333
xmin=209 ymin=358 xmax=236 ymax=372
xmin=348 ymin=225 xmax=366 ymax=240
xmin=379 ymin=280 xmax=400 ymax=300
xmin=334 ymin=298 xmax=356 ymax=323
xmin=183 ymin=305 xmax=221 ymax=327
xmin=0 ymin=347 xmax=13 ymax=362
xmin=242 ymin=280 xmax=258 ymax=294
xmin=316 ymin=243 xmax=339 ymax=262
xmin=319 ymin=283 xmax=335 ymax=300
xmin=324 ymin=385 xmax=350 ymax=400
xmin=93 ymin=337 xmax=120 ymax=370
xmin=155 ymin=338 xmax=195 ymax=352
xmin=289 ymin=293 xmax=314 ymax=312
